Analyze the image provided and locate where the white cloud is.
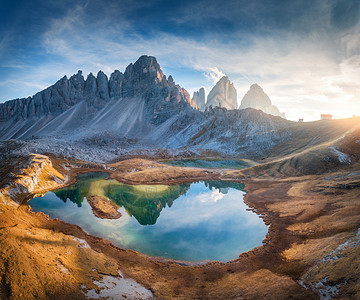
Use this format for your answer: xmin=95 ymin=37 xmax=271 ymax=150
xmin=2 ymin=2 xmax=360 ymax=121
xmin=204 ymin=67 xmax=226 ymax=85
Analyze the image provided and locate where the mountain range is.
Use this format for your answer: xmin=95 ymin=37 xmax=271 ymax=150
xmin=0 ymin=55 xmax=307 ymax=162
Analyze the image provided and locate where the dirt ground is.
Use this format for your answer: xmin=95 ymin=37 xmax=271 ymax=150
xmin=0 ymin=155 xmax=359 ymax=299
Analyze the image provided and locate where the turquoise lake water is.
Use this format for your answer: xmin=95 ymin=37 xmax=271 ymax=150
xmin=28 ymin=172 xmax=267 ymax=262
xmin=162 ymin=158 xmax=250 ymax=169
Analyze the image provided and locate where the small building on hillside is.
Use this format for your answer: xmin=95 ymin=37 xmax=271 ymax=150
xmin=321 ymin=114 xmax=332 ymax=120
xmin=298 ymin=119 xmax=304 ymax=122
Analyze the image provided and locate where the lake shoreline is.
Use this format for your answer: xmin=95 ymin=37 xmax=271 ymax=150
xmin=29 ymin=176 xmax=264 ymax=262
xmin=1 ymin=153 xmax=359 ymax=298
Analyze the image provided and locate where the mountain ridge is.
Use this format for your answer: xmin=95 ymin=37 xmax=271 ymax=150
xmin=0 ymin=55 xmax=315 ymax=163
xmin=0 ymin=55 xmax=195 ymax=124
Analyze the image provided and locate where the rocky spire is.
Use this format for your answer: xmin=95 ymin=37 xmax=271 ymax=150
xmin=206 ymin=76 xmax=237 ymax=110
xmin=109 ymin=70 xmax=123 ymax=98
xmin=96 ymin=71 xmax=109 ymax=100
xmin=85 ymin=73 xmax=97 ymax=98
xmin=193 ymin=88 xmax=206 ymax=111
xmin=239 ymin=84 xmax=285 ymax=118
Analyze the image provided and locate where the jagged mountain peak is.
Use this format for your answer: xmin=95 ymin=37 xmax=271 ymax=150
xmin=239 ymin=83 xmax=285 ymax=118
xmin=97 ymin=70 xmax=107 ymax=78
xmin=250 ymin=83 xmax=262 ymax=90
xmin=0 ymin=55 xmax=196 ymax=138
xmin=206 ymin=76 xmax=237 ymax=110
xmin=219 ymin=75 xmax=229 ymax=82
xmin=121 ymin=55 xmax=165 ymax=97
xmin=193 ymin=88 xmax=206 ymax=111
xmin=241 ymin=83 xmax=271 ymax=108
xmin=125 ymin=55 xmax=163 ymax=81
xmin=70 ymin=70 xmax=84 ymax=81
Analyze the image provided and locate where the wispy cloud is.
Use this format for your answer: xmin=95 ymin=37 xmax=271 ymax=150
xmin=204 ymin=67 xmax=226 ymax=85
xmin=1 ymin=0 xmax=360 ymax=120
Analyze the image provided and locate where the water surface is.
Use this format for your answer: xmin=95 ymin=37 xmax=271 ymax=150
xmin=163 ymin=158 xmax=250 ymax=169
xmin=29 ymin=172 xmax=267 ymax=262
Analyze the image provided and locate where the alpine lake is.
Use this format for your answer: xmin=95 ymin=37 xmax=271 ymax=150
xmin=29 ymin=169 xmax=267 ymax=262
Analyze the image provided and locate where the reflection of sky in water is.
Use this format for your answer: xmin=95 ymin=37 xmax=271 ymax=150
xmin=29 ymin=182 xmax=267 ymax=262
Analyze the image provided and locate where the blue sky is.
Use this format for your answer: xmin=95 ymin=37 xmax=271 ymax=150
xmin=1 ymin=0 xmax=360 ymax=120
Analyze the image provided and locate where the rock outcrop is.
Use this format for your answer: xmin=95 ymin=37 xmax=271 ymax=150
xmin=192 ymin=88 xmax=205 ymax=111
xmin=239 ymin=84 xmax=285 ymax=118
xmin=0 ymin=154 xmax=65 ymax=206
xmin=206 ymin=76 xmax=237 ymax=110
xmin=108 ymin=70 xmax=123 ymax=98
xmin=119 ymin=55 xmax=195 ymax=124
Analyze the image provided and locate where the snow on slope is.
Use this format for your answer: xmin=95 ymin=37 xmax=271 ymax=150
xmin=330 ymin=146 xmax=351 ymax=164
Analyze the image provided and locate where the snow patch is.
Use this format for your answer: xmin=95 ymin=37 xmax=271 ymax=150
xmin=299 ymin=228 xmax=360 ymax=299
xmin=56 ymin=262 xmax=70 ymax=274
xmin=330 ymin=147 xmax=351 ymax=164
xmin=83 ymin=270 xmax=153 ymax=299
xmin=71 ymin=236 xmax=91 ymax=249
xmin=315 ymin=276 xmax=343 ymax=300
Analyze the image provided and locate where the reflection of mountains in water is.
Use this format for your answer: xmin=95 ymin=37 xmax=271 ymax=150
xmin=205 ymin=181 xmax=245 ymax=194
xmin=105 ymin=183 xmax=191 ymax=225
xmin=53 ymin=172 xmax=245 ymax=226
xmin=54 ymin=172 xmax=109 ymax=207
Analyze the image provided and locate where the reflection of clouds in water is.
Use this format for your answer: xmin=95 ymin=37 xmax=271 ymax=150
xmin=200 ymin=189 xmax=225 ymax=203
xmin=91 ymin=208 xmax=132 ymax=229
xmin=31 ymin=181 xmax=267 ymax=261
xmin=152 ymin=188 xmax=254 ymax=232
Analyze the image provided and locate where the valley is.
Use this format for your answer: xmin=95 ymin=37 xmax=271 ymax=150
xmin=0 ymin=123 xmax=360 ymax=299
xmin=0 ymin=56 xmax=359 ymax=299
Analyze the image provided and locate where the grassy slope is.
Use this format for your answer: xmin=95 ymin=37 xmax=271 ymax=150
xmin=225 ymin=117 xmax=360 ymax=178
xmin=0 ymin=118 xmax=360 ymax=299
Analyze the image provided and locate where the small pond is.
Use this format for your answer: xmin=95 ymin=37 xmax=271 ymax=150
xmin=29 ymin=172 xmax=267 ymax=262
xmin=162 ymin=158 xmax=250 ymax=169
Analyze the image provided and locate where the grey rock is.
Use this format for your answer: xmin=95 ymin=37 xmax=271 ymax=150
xmin=85 ymin=73 xmax=97 ymax=98
xmin=239 ymin=83 xmax=286 ymax=118
xmin=109 ymin=70 xmax=123 ymax=98
xmin=0 ymin=55 xmax=196 ymax=137
xmin=69 ymin=70 xmax=85 ymax=104
xmin=0 ymin=55 xmax=293 ymax=161
xmin=167 ymin=75 xmax=175 ymax=87
xmin=206 ymin=76 xmax=237 ymax=110
xmin=121 ymin=55 xmax=164 ymax=97
xmin=192 ymin=88 xmax=206 ymax=111
xmin=96 ymin=71 xmax=109 ymax=100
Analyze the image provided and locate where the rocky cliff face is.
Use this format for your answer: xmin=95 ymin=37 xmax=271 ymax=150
xmin=119 ymin=55 xmax=195 ymax=124
xmin=0 ymin=70 xmax=113 ymax=123
xmin=0 ymin=55 xmax=196 ymax=138
xmin=206 ymin=76 xmax=237 ymax=110
xmin=192 ymin=88 xmax=205 ymax=111
xmin=239 ymin=84 xmax=285 ymax=118
xmin=0 ymin=56 xmax=296 ymax=161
